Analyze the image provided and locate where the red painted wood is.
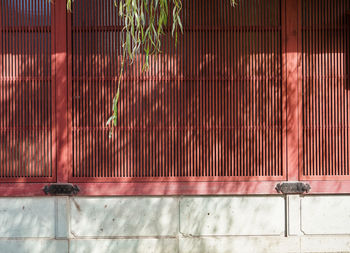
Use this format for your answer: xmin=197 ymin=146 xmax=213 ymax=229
xmin=300 ymin=0 xmax=350 ymax=180
xmin=0 ymin=0 xmax=55 ymax=182
xmin=77 ymin=181 xmax=350 ymax=195
xmin=55 ymin=0 xmax=68 ymax=183
xmin=69 ymin=175 xmax=285 ymax=183
xmin=51 ymin=0 xmax=57 ymax=180
xmin=1 ymin=0 xmax=349 ymax=195
xmin=281 ymin=0 xmax=287 ymax=180
xmin=69 ymin=0 xmax=284 ymax=183
xmin=0 ymin=183 xmax=49 ymax=196
xmin=2 ymin=180 xmax=350 ymax=196
xmin=67 ymin=9 xmax=74 ymax=182
xmin=0 ymin=0 xmax=2 ymax=179
xmin=0 ymin=181 xmax=283 ymax=196
xmin=285 ymin=0 xmax=301 ymax=181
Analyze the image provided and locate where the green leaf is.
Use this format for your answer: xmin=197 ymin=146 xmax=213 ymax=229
xmin=112 ymin=87 xmax=120 ymax=126
xmin=126 ymin=32 xmax=132 ymax=59
xmin=178 ymin=16 xmax=183 ymax=33
xmin=106 ymin=115 xmax=115 ymax=127
xmin=119 ymin=0 xmax=123 ymax=16
xmin=66 ymin=0 xmax=72 ymax=12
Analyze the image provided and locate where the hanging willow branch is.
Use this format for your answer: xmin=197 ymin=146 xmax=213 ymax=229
xmin=66 ymin=0 xmax=237 ymax=136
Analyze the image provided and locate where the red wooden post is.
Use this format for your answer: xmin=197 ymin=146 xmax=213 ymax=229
xmin=55 ymin=0 xmax=69 ymax=182
xmin=50 ymin=0 xmax=57 ymax=182
xmin=283 ymin=0 xmax=302 ymax=181
xmin=67 ymin=6 xmax=73 ymax=182
xmin=0 ymin=0 xmax=2 ymax=180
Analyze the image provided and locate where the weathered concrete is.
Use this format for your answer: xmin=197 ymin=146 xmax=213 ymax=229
xmin=179 ymin=237 xmax=300 ymax=253
xmin=288 ymin=195 xmax=302 ymax=236
xmin=70 ymin=197 xmax=179 ymax=237
xmin=70 ymin=239 xmax=178 ymax=253
xmin=300 ymin=236 xmax=350 ymax=252
xmin=1 ymin=195 xmax=350 ymax=252
xmin=0 ymin=239 xmax=68 ymax=253
xmin=56 ymin=197 xmax=69 ymax=239
xmin=180 ymin=196 xmax=285 ymax=235
xmin=301 ymin=196 xmax=350 ymax=235
xmin=0 ymin=198 xmax=55 ymax=238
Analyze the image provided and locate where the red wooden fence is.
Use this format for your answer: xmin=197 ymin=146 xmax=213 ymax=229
xmin=0 ymin=0 xmax=55 ymax=182
xmin=0 ymin=0 xmax=349 ymax=195
xmin=70 ymin=0 xmax=283 ymax=182
xmin=301 ymin=0 xmax=350 ymax=180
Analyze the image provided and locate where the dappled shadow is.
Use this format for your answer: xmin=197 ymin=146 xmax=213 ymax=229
xmin=70 ymin=0 xmax=284 ymax=181
xmin=0 ymin=0 xmax=53 ymax=179
xmin=1 ymin=0 xmax=349 ymax=183
xmin=300 ymin=0 xmax=350 ymax=177
xmin=68 ymin=195 xmax=286 ymax=252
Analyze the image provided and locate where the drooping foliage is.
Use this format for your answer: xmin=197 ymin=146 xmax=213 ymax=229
xmin=66 ymin=0 xmax=237 ymax=134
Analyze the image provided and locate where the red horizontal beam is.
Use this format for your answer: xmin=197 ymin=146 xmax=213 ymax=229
xmin=302 ymin=76 xmax=348 ymax=80
xmin=0 ymin=77 xmax=51 ymax=82
xmin=1 ymin=181 xmax=350 ymax=196
xmin=301 ymin=25 xmax=349 ymax=30
xmin=72 ymin=125 xmax=283 ymax=131
xmin=301 ymin=175 xmax=350 ymax=181
xmin=1 ymin=26 xmax=51 ymax=32
xmin=0 ymin=127 xmax=50 ymax=132
xmin=78 ymin=181 xmax=283 ymax=195
xmin=303 ymin=126 xmax=350 ymax=130
xmin=0 ymin=177 xmax=55 ymax=183
xmin=72 ymin=25 xmax=281 ymax=32
xmin=71 ymin=76 xmax=282 ymax=82
xmin=69 ymin=176 xmax=285 ymax=183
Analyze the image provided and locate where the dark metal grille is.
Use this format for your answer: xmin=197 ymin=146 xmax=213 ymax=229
xmin=71 ymin=0 xmax=283 ymax=181
xmin=0 ymin=0 xmax=53 ymax=180
xmin=302 ymin=0 xmax=350 ymax=177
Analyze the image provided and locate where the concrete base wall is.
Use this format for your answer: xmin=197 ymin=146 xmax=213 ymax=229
xmin=1 ymin=195 xmax=350 ymax=253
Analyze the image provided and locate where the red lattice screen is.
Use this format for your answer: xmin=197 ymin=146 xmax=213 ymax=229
xmin=301 ymin=0 xmax=350 ymax=179
xmin=0 ymin=0 xmax=54 ymax=182
xmin=2 ymin=0 xmax=350 ymax=195
xmin=70 ymin=0 xmax=284 ymax=182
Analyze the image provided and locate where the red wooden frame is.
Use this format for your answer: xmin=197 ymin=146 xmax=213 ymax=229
xmin=1 ymin=0 xmax=349 ymax=196
xmin=1 ymin=181 xmax=350 ymax=196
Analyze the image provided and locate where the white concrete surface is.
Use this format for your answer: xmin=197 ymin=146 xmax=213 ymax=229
xmin=0 ymin=195 xmax=350 ymax=252
xmin=0 ymin=198 xmax=55 ymax=237
xmin=180 ymin=196 xmax=285 ymax=235
xmin=56 ymin=197 xmax=69 ymax=239
xmin=70 ymin=239 xmax=178 ymax=253
xmin=288 ymin=195 xmax=302 ymax=236
xmin=70 ymin=197 xmax=179 ymax=237
xmin=300 ymin=236 xmax=350 ymax=252
xmin=0 ymin=239 xmax=68 ymax=253
xmin=301 ymin=196 xmax=350 ymax=235
xmin=179 ymin=237 xmax=300 ymax=253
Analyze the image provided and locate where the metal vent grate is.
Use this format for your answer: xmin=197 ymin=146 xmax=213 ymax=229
xmin=71 ymin=0 xmax=283 ymax=181
xmin=0 ymin=0 xmax=53 ymax=180
xmin=301 ymin=0 xmax=350 ymax=177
